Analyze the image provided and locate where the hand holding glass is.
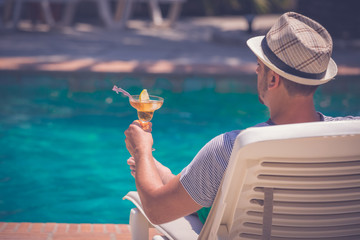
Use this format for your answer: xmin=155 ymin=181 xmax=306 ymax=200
xmin=113 ymin=86 xmax=163 ymax=151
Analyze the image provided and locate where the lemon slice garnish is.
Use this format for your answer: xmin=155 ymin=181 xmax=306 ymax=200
xmin=139 ymin=89 xmax=150 ymax=102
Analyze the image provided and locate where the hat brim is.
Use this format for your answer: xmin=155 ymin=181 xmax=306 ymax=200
xmin=247 ymin=36 xmax=338 ymax=85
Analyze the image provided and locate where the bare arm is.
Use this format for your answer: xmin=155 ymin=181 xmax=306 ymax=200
xmin=125 ymin=121 xmax=202 ymax=224
xmin=127 ymin=156 xmax=174 ymax=184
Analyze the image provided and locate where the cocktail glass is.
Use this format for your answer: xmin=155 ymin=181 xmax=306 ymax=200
xmin=129 ymin=95 xmax=163 ymax=151
xmin=129 ymin=95 xmax=164 ymax=123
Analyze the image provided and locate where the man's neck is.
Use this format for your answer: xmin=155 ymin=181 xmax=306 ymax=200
xmin=270 ymin=97 xmax=320 ymax=125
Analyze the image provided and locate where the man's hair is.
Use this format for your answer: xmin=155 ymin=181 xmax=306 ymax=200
xmin=280 ymin=77 xmax=318 ymax=96
xmin=263 ymin=65 xmax=318 ymax=96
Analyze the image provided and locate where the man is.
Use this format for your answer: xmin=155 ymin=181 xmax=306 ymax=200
xmin=124 ymin=12 xmax=359 ymax=225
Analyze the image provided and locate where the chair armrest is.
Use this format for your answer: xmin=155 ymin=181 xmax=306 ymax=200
xmin=123 ymin=191 xmax=203 ymax=240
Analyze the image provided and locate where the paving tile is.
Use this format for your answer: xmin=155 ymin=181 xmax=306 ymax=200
xmin=92 ymin=224 xmax=105 ymax=233
xmin=43 ymin=222 xmax=57 ymax=233
xmin=0 ymin=222 xmax=8 ymax=232
xmin=56 ymin=223 xmax=69 ymax=233
xmin=16 ymin=222 xmax=31 ymax=233
xmin=104 ymin=224 xmax=117 ymax=233
xmin=79 ymin=223 xmax=92 ymax=233
xmin=117 ymin=224 xmax=130 ymax=234
xmin=0 ymin=232 xmax=48 ymax=240
xmin=114 ymin=233 xmax=132 ymax=240
xmin=1 ymin=222 xmax=19 ymax=233
xmin=68 ymin=224 xmax=80 ymax=233
xmin=114 ymin=224 xmax=122 ymax=234
xmin=52 ymin=233 xmax=112 ymax=240
xmin=0 ymin=222 xmax=160 ymax=239
xmin=30 ymin=223 xmax=45 ymax=233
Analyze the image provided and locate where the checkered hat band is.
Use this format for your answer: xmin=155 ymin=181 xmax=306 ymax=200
xmin=261 ymin=37 xmax=326 ymax=79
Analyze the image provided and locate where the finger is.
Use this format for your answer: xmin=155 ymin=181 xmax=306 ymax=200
xmin=124 ymin=138 xmax=130 ymax=149
xmin=133 ymin=120 xmax=142 ymax=127
xmin=131 ymin=170 xmax=136 ymax=178
xmin=127 ymin=161 xmax=136 ymax=167
xmin=141 ymin=122 xmax=152 ymax=132
xmin=124 ymin=128 xmax=134 ymax=139
xmin=133 ymin=120 xmax=151 ymax=131
xmin=129 ymin=165 xmax=136 ymax=171
xmin=125 ymin=121 xmax=141 ymax=133
xmin=127 ymin=157 xmax=135 ymax=165
xmin=142 ymin=124 xmax=151 ymax=132
xmin=124 ymin=128 xmax=128 ymax=137
xmin=146 ymin=122 xmax=152 ymax=132
xmin=129 ymin=120 xmax=152 ymax=132
xmin=125 ymin=139 xmax=134 ymax=156
xmin=139 ymin=121 xmax=150 ymax=131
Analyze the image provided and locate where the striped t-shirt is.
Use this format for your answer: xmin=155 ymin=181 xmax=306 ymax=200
xmin=180 ymin=113 xmax=360 ymax=208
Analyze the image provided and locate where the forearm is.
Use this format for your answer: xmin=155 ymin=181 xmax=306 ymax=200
xmin=132 ymin=153 xmax=201 ymax=225
xmin=135 ymin=151 xmax=164 ymax=201
xmin=153 ymin=158 xmax=175 ymax=184
xmin=136 ymin=171 xmax=202 ymax=224
xmin=135 ymin=152 xmax=194 ymax=223
xmin=124 ymin=121 xmax=199 ymax=224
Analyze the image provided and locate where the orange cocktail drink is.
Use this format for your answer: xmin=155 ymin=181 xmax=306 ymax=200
xmin=129 ymin=95 xmax=163 ymax=123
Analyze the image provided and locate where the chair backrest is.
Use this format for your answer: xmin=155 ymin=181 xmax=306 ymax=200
xmin=199 ymin=120 xmax=360 ymax=240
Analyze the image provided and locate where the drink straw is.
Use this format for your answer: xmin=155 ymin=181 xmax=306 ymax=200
xmin=112 ymin=85 xmax=134 ymax=100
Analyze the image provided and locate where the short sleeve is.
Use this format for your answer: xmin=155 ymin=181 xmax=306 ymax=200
xmin=323 ymin=115 xmax=360 ymax=121
xmin=180 ymin=132 xmax=237 ymax=207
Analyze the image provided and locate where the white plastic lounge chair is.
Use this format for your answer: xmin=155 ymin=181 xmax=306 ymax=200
xmin=12 ymin=0 xmax=115 ymax=29
xmin=0 ymin=0 xmax=12 ymax=27
xmin=124 ymin=120 xmax=360 ymax=240
xmin=124 ymin=191 xmax=203 ymax=240
xmin=61 ymin=0 xmax=114 ymax=28
xmin=12 ymin=0 xmax=56 ymax=27
xmin=114 ymin=0 xmax=186 ymax=28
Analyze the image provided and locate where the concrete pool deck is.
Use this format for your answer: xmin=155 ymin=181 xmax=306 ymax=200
xmin=1 ymin=15 xmax=360 ymax=77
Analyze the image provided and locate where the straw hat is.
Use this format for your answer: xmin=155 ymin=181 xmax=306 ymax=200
xmin=247 ymin=12 xmax=337 ymax=85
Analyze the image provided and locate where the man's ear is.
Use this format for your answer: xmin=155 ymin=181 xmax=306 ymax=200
xmin=268 ymin=71 xmax=280 ymax=89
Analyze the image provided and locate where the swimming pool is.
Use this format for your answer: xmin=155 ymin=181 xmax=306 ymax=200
xmin=0 ymin=73 xmax=359 ymax=224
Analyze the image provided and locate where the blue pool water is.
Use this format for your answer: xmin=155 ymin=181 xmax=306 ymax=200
xmin=0 ymin=74 xmax=359 ymax=224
